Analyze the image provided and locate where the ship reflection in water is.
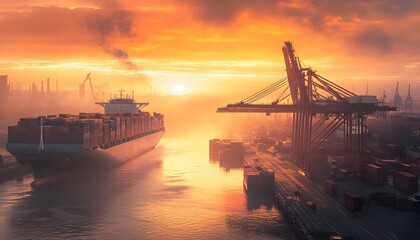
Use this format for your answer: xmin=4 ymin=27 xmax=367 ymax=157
xmin=0 ymin=137 xmax=295 ymax=239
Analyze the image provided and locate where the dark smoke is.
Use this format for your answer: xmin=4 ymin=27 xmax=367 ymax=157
xmin=352 ymin=27 xmax=393 ymax=53
xmin=110 ymin=47 xmax=128 ymax=59
xmin=103 ymin=45 xmax=137 ymax=69
xmin=88 ymin=0 xmax=138 ymax=69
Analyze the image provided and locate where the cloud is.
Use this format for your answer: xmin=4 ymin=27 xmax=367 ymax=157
xmin=0 ymin=1 xmax=139 ymax=69
xmin=185 ymin=0 xmax=420 ymax=55
xmin=188 ymin=0 xmax=420 ymax=24
xmin=0 ymin=6 xmax=93 ymax=44
xmin=187 ymin=0 xmax=278 ymax=25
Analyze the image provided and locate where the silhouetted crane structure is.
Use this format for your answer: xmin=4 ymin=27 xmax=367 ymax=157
xmin=393 ymin=81 xmax=402 ymax=108
xmin=405 ymin=84 xmax=413 ymax=112
xmin=79 ymin=73 xmax=97 ymax=101
xmin=217 ymin=42 xmax=396 ymax=175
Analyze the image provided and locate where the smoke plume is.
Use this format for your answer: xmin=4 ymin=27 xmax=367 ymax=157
xmin=88 ymin=0 xmax=138 ymax=69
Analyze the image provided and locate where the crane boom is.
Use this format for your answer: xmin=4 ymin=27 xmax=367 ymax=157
xmin=82 ymin=73 xmax=96 ymax=102
xmin=217 ymin=41 xmax=397 ymax=174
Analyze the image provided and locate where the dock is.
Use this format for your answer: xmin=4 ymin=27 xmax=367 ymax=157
xmin=244 ymin=144 xmax=419 ymax=240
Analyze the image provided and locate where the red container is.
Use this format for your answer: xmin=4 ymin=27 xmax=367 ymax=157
xmin=244 ymin=171 xmax=263 ymax=192
xmin=407 ymin=155 xmax=420 ymax=165
xmin=363 ymin=164 xmax=383 ymax=185
xmin=209 ymin=139 xmax=221 ymax=159
xmin=134 ymin=117 xmax=139 ymax=135
xmin=121 ymin=119 xmax=126 ymax=139
xmin=260 ymin=167 xmax=275 ymax=187
xmin=411 ymin=164 xmax=420 ymax=176
xmin=393 ymin=172 xmax=418 ymax=193
xmin=400 ymin=163 xmax=412 ymax=172
xmin=377 ymin=193 xmax=395 ymax=207
xmin=103 ymin=123 xmax=110 ymax=145
xmin=344 ymin=192 xmax=362 ymax=212
xmin=126 ymin=117 xmax=131 ymax=138
xmin=140 ymin=116 xmax=145 ymax=134
xmin=133 ymin=117 xmax=137 ymax=136
xmin=110 ymin=130 xmax=116 ymax=143
xmin=394 ymin=195 xmax=410 ymax=211
xmin=243 ymin=166 xmax=274 ymax=192
xmin=385 ymin=144 xmax=397 ymax=151
xmin=325 ymin=179 xmax=337 ymax=196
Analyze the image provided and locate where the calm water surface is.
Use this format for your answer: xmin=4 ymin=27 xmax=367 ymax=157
xmin=0 ymin=136 xmax=295 ymax=239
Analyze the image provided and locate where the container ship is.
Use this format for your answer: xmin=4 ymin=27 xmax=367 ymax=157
xmin=6 ymin=93 xmax=164 ymax=181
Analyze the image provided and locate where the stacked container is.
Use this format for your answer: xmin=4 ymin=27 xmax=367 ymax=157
xmin=325 ymin=179 xmax=337 ymax=196
xmin=208 ymin=139 xmax=244 ymax=161
xmin=243 ymin=165 xmax=275 ymax=193
xmin=362 ymin=164 xmax=383 ymax=185
xmin=393 ymin=172 xmax=418 ymax=193
xmin=344 ymin=192 xmax=362 ymax=212
xmin=377 ymin=193 xmax=395 ymax=207
xmin=8 ymin=111 xmax=165 ymax=151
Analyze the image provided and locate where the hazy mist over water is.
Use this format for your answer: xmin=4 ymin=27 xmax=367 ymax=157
xmin=0 ymin=136 xmax=295 ymax=239
xmin=0 ymin=76 xmax=295 ymax=239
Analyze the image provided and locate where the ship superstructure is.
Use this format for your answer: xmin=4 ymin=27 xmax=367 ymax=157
xmin=96 ymin=90 xmax=149 ymax=114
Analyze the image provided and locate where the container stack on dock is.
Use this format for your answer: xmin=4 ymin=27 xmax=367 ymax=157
xmin=362 ymin=164 xmax=384 ymax=185
xmin=209 ymin=139 xmax=221 ymax=159
xmin=8 ymin=112 xmax=165 ymax=150
xmin=384 ymin=143 xmax=400 ymax=159
xmin=209 ymin=139 xmax=244 ymax=161
xmin=324 ymin=179 xmax=337 ymax=196
xmin=404 ymin=152 xmax=420 ymax=176
xmin=411 ymin=164 xmax=420 ymax=176
xmin=392 ymin=171 xmax=418 ymax=193
xmin=243 ymin=165 xmax=275 ymax=193
xmin=374 ymin=193 xmax=395 ymax=207
xmin=376 ymin=159 xmax=399 ymax=174
xmin=344 ymin=192 xmax=362 ymax=212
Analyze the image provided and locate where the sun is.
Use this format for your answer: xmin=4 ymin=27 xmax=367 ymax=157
xmin=172 ymin=85 xmax=186 ymax=95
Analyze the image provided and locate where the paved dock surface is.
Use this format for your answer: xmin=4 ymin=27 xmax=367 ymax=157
xmin=244 ymin=147 xmax=418 ymax=240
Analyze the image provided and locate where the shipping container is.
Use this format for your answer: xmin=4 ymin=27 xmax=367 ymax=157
xmin=344 ymin=192 xmax=362 ymax=212
xmin=408 ymin=197 xmax=420 ymax=211
xmin=8 ymin=111 xmax=164 ymax=150
xmin=243 ymin=165 xmax=275 ymax=193
xmin=209 ymin=139 xmax=221 ymax=159
xmin=362 ymin=164 xmax=384 ymax=185
xmin=394 ymin=195 xmax=409 ymax=211
xmin=325 ymin=179 xmax=337 ymax=196
xmin=393 ymin=171 xmax=418 ymax=193
xmin=377 ymin=193 xmax=395 ymax=207
xmin=411 ymin=164 xmax=420 ymax=176
xmin=103 ymin=123 xmax=110 ymax=145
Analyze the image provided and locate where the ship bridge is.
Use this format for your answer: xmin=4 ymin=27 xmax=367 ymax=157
xmin=96 ymin=90 xmax=149 ymax=114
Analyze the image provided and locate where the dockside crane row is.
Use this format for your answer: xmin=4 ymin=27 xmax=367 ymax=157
xmin=393 ymin=81 xmax=402 ymax=108
xmin=405 ymin=84 xmax=413 ymax=112
xmin=217 ymin=42 xmax=396 ymax=177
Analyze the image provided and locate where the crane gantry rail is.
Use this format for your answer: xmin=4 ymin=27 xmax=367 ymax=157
xmin=217 ymin=42 xmax=396 ymax=176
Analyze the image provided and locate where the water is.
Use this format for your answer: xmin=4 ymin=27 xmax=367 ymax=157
xmin=0 ymin=137 xmax=295 ymax=239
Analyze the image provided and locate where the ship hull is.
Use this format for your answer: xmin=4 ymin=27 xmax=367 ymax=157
xmin=8 ymin=130 xmax=164 ymax=183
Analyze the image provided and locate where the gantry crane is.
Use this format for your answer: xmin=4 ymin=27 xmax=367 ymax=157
xmin=217 ymin=42 xmax=396 ymax=176
xmin=79 ymin=73 xmax=96 ymax=102
xmin=393 ymin=81 xmax=402 ymax=108
xmin=405 ymin=84 xmax=413 ymax=112
xmin=95 ymin=85 xmax=105 ymax=102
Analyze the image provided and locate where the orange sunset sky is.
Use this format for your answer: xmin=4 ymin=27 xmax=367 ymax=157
xmin=0 ymin=0 xmax=419 ymax=98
